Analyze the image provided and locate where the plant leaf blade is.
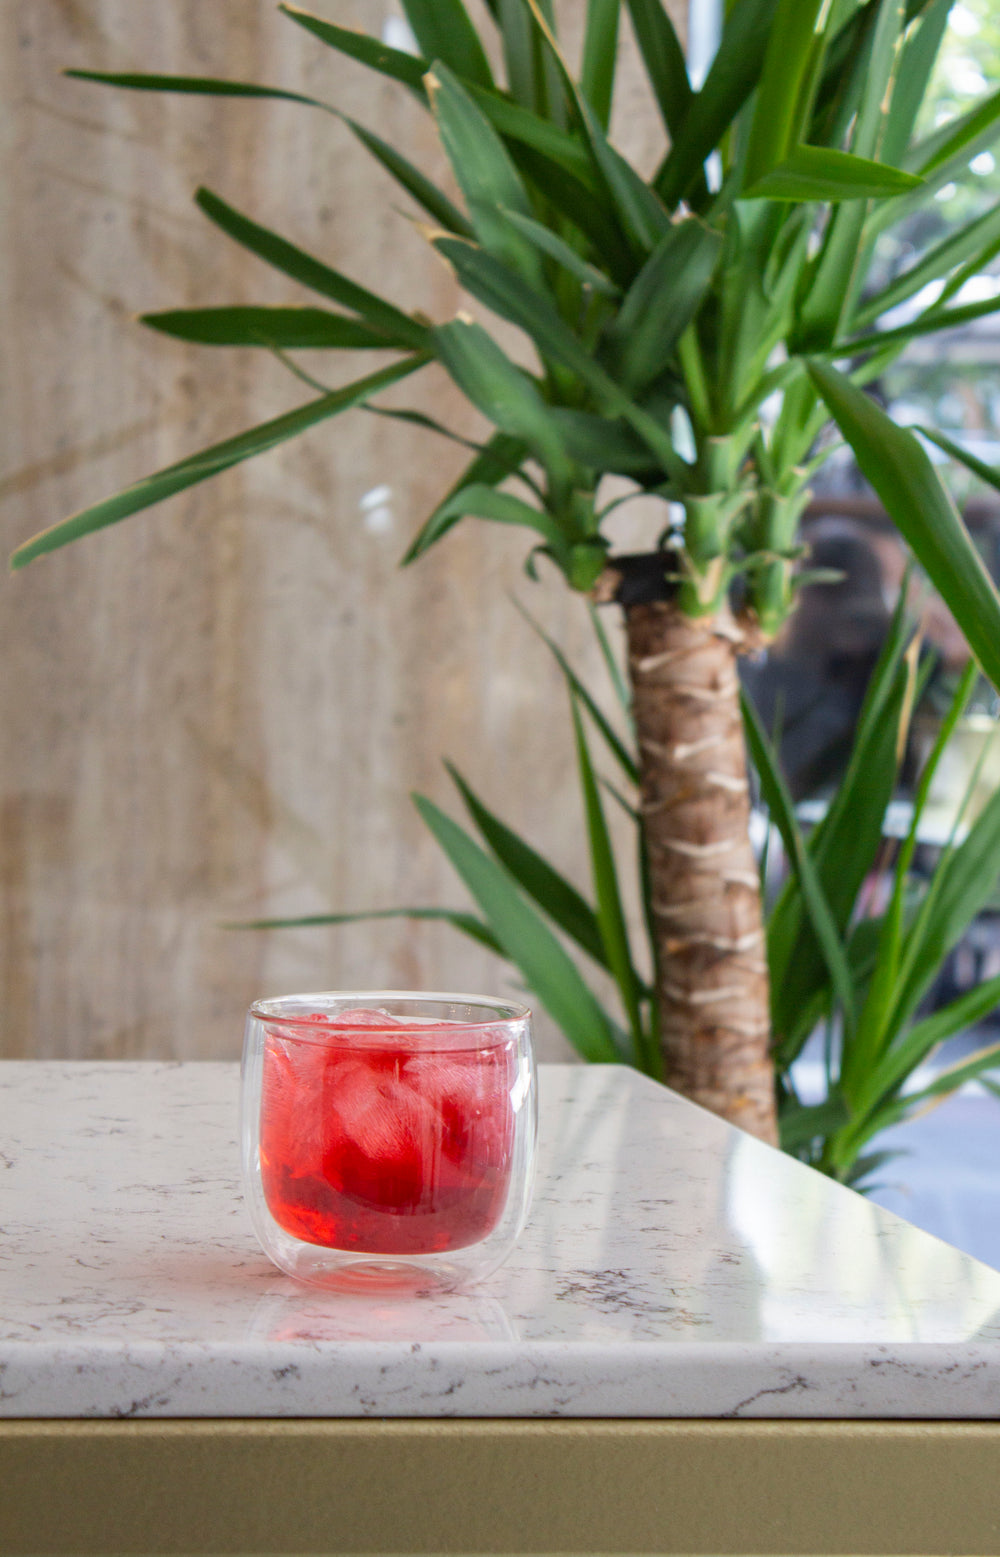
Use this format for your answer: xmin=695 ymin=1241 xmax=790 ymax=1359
xmin=624 ymin=0 xmax=692 ymax=142
xmin=413 ymin=794 xmax=624 ymax=1062
xmin=914 ymin=425 xmax=1000 ymax=498
xmin=278 ymin=4 xmax=429 ymax=95
xmin=195 ymin=188 xmax=430 ymax=349
xmin=10 ymin=356 xmax=428 ymax=569
xmin=400 ymin=0 xmax=495 ymax=89
xmin=807 ymin=360 xmax=1000 ymax=692
xmin=570 ymin=698 xmax=646 ymax=1057
xmin=140 ymin=305 xmax=399 ymax=349
xmin=65 ymin=69 xmax=331 ymax=109
xmin=225 ymin=905 xmax=503 ymax=954
xmin=743 ymin=145 xmax=922 ymax=202
xmin=447 ymin=762 xmax=609 ymax=969
xmin=741 ymin=689 xmax=857 ymax=1036
xmin=402 ymin=430 xmax=530 ymax=563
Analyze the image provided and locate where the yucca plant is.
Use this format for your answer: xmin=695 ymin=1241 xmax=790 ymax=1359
xmin=13 ymin=0 xmax=1000 ymax=1144
xmin=239 ymin=591 xmax=1000 ymax=1187
xmin=750 ymin=609 xmax=1000 ymax=1183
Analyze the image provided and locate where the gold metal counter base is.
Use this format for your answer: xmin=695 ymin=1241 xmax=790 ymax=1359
xmin=4 ymin=1418 xmax=1000 ymax=1556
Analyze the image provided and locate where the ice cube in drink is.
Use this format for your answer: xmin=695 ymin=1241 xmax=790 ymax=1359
xmin=258 ymin=1009 xmax=517 ymax=1254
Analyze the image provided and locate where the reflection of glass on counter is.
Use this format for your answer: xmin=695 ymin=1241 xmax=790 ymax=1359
xmin=246 ymin=1289 xmax=518 ymax=1346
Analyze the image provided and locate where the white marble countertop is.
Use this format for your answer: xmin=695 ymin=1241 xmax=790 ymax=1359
xmin=2 ymin=1061 xmax=1000 ymax=1419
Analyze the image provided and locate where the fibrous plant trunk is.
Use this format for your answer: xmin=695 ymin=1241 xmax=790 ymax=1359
xmin=622 ymin=586 xmax=778 ymax=1145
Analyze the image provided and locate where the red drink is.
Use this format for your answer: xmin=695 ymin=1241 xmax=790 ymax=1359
xmin=259 ymin=1010 xmax=516 ymax=1255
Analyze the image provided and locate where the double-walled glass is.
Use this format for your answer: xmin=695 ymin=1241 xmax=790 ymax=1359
xmin=241 ymin=992 xmax=536 ymax=1291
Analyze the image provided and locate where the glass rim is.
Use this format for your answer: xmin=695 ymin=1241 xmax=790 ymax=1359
xmin=248 ymin=989 xmax=532 ymax=1035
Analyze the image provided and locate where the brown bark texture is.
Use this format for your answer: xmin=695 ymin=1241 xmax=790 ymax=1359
xmin=626 ymin=601 xmax=778 ymax=1144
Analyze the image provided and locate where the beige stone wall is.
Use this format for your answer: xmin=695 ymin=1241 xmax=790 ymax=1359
xmin=1 ymin=1 xmax=685 ymax=1062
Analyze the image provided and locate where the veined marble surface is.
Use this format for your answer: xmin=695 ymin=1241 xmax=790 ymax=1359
xmin=2 ymin=1061 xmax=1000 ymax=1419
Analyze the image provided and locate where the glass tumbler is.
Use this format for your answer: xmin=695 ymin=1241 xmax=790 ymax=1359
xmin=241 ymin=992 xmax=536 ymax=1291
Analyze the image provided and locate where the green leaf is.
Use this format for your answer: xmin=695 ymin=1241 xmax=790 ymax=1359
xmin=341 ymin=116 xmax=474 ymax=236
xmin=433 ymin=237 xmax=616 ymax=397
xmin=866 ymin=1042 xmax=1000 ymax=1139
xmin=914 ymin=425 xmax=1000 ymax=498
xmin=837 ymin=291 xmax=1000 ymax=355
xmin=468 ymin=88 xmax=597 ymax=190
xmin=845 ymin=659 xmax=978 ymax=1097
xmin=581 ymin=0 xmax=622 ymax=131
xmin=446 ymin=762 xmax=608 ymax=968
xmin=10 ymin=356 xmax=428 ymax=569
xmin=807 ymin=360 xmax=1000 ymax=693
xmin=906 ymin=1041 xmax=1000 ymax=1103
xmin=225 ymin=904 xmax=502 ymax=955
xmin=891 ymin=778 xmax=1000 ymax=1032
xmin=194 ymin=188 xmax=429 ymax=350
xmin=852 ymin=204 xmax=1000 ymax=330
xmin=602 ymin=220 xmax=723 ymax=394
xmin=364 ymin=404 xmax=481 ymax=451
xmin=654 ymin=0 xmax=781 ymax=209
xmin=570 ymin=698 xmax=645 ymax=1058
xmin=767 ymin=594 xmax=912 ymax=1058
xmin=513 ymin=596 xmax=639 ymax=785
xmin=427 ymin=65 xmax=545 ymax=288
xmin=72 ymin=70 xmax=471 ymax=241
xmin=743 ymin=145 xmax=922 ymax=202
xmin=780 ymin=1093 xmax=851 ymax=1152
xmin=624 ymin=0 xmax=693 ymax=142
xmin=432 ymin=240 xmax=682 ymax=481
xmin=498 ymin=208 xmax=620 ymax=295
xmin=278 ymin=4 xmax=428 ymax=95
xmin=938 ymin=234 xmax=1000 ymax=309
xmin=871 ymin=86 xmax=1000 ymax=241
xmin=502 ymin=141 xmax=634 ymax=283
xmin=911 ymin=84 xmax=1000 ymax=176
xmin=495 ymin=0 xmax=539 ymax=110
xmin=402 ymin=431 xmax=528 ymax=563
xmin=804 ymin=596 xmax=911 ymax=879
xmin=794 ymin=0 xmax=906 ymax=348
xmin=401 ymin=0 xmax=494 ymax=88
xmin=600 ymin=775 xmax=639 ymax=821
xmin=430 ymin=317 xmax=574 ymax=491
xmin=574 ymin=96 xmax=671 ymax=258
xmin=880 ymin=0 xmax=954 ymax=167
xmin=803 ymin=0 xmax=877 ymax=160
xmin=742 ymin=0 xmax=827 ymax=190
xmin=64 ymin=68 xmax=332 ymax=110
xmin=569 ymin=543 xmax=609 ymax=591
xmin=550 ymin=410 xmax=662 ymax=479
xmin=636 ymin=813 xmax=660 ymax=1053
xmin=588 ymin=602 xmax=632 ymax=717
xmin=491 ymin=0 xmax=562 ymax=112
xmin=140 ymin=305 xmax=399 ymax=349
xmin=847 ymin=0 xmax=907 ymax=164
xmin=741 ymin=690 xmax=857 ymax=1037
xmin=431 ymin=483 xmax=573 ymax=564
xmin=413 ymin=794 xmax=623 ymax=1062
xmin=522 ymin=0 xmax=670 ymax=255
xmin=861 ymin=973 xmax=1000 ymax=1113
xmin=844 ymin=1147 xmax=906 ymax=1192
xmin=711 ymin=202 xmax=807 ymax=426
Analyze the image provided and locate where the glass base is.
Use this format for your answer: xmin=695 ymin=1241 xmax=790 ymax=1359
xmin=269 ymin=1243 xmax=468 ymax=1293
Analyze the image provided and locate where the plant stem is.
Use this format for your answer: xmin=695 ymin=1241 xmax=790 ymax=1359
xmin=625 ymin=599 xmax=778 ymax=1143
